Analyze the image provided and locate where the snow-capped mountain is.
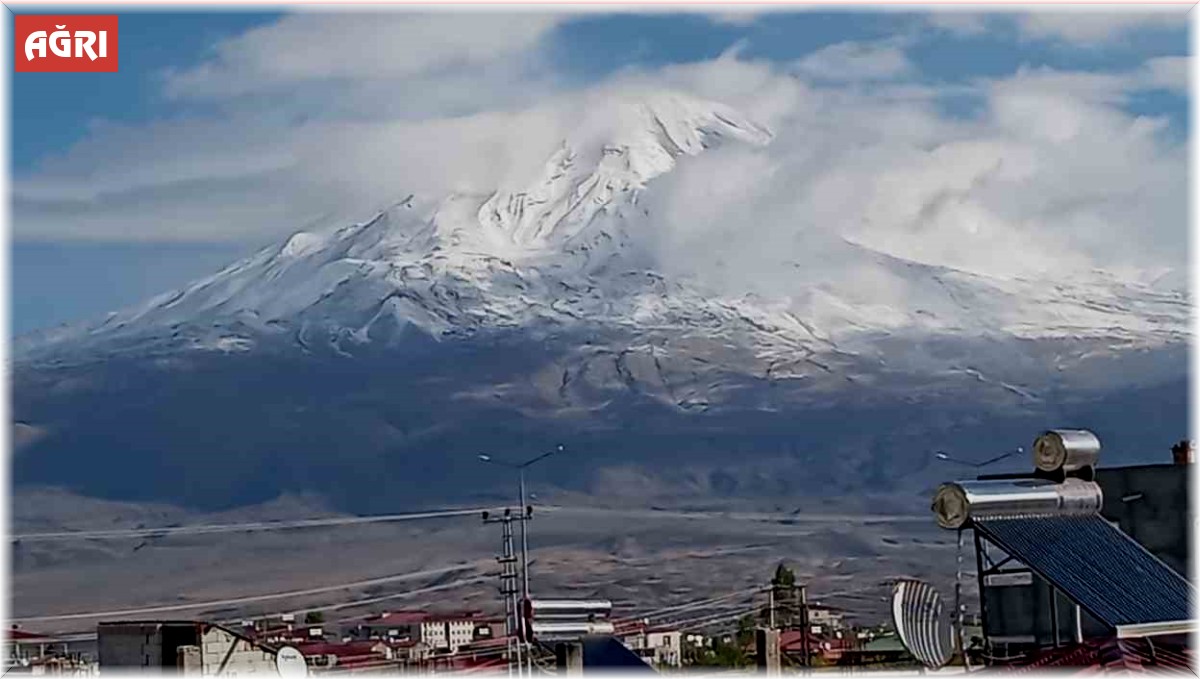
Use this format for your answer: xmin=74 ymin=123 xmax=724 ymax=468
xmin=13 ymin=93 xmax=1189 ymax=511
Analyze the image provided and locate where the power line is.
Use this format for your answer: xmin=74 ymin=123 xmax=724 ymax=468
xmin=29 ymin=574 xmax=494 ymax=641
xmin=614 ymin=586 xmax=763 ymax=624
xmin=11 ymin=506 xmax=507 ymax=543
xmin=317 ymin=574 xmax=495 ymax=620
xmin=13 ymin=562 xmax=481 ymax=623
xmin=670 ymin=608 xmax=763 ymax=633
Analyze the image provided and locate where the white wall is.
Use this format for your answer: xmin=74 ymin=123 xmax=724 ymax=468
xmin=199 ymin=627 xmax=279 ymax=676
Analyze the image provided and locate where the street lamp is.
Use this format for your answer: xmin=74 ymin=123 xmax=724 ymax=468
xmin=478 ymin=445 xmax=566 ymax=662
xmin=934 ymin=447 xmax=1024 ymax=469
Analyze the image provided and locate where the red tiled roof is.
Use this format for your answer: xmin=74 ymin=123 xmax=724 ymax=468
xmin=356 ymin=610 xmax=484 ymax=625
xmin=458 ymin=636 xmax=511 ymax=652
xmin=618 ymin=621 xmax=681 ymax=635
xmin=772 ymin=630 xmax=854 ymax=653
xmin=296 ymin=641 xmax=384 ymax=659
xmin=1006 ymin=636 xmax=1194 ymax=673
xmin=247 ymin=626 xmax=305 ymax=639
xmin=458 ymin=656 xmax=509 ymax=673
xmin=7 ymin=629 xmax=56 ymax=641
xmin=781 ymin=631 xmax=827 ymax=649
xmin=364 ymin=612 xmax=429 ymax=624
xmin=335 ymin=656 xmax=400 ymax=670
xmin=426 ymin=610 xmax=484 ymax=622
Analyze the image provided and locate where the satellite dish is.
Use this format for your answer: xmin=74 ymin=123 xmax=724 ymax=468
xmin=891 ymin=579 xmax=955 ymax=669
xmin=275 ymin=645 xmax=308 ymax=677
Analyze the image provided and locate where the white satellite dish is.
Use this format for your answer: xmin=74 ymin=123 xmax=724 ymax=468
xmin=275 ymin=645 xmax=308 ymax=678
xmin=891 ymin=579 xmax=955 ymax=669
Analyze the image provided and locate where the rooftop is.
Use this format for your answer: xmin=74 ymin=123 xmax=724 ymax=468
xmin=357 ymin=610 xmax=488 ymax=625
xmin=1006 ymin=635 xmax=1192 ymax=672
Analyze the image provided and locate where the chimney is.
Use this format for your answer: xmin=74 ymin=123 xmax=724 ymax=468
xmin=1171 ymin=440 xmax=1192 ymax=465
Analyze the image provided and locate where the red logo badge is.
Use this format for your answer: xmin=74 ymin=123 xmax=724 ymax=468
xmin=15 ymin=15 xmax=118 ymax=73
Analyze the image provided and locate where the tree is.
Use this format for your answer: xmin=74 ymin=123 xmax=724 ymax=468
xmin=689 ymin=634 xmax=749 ymax=668
xmin=771 ymin=563 xmax=796 ymax=589
xmin=768 ymin=563 xmax=801 ymax=630
xmin=736 ymin=613 xmax=757 ymax=646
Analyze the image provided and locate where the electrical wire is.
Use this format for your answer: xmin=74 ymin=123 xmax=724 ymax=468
xmin=13 ymin=562 xmax=481 ymax=623
xmin=316 ymin=574 xmax=494 ymax=621
xmin=12 ymin=506 xmax=507 ymax=542
xmin=613 ymin=587 xmax=763 ymax=625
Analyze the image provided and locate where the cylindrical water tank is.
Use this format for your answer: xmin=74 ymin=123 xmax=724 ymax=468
xmin=1032 ymin=429 xmax=1100 ymax=475
xmin=529 ymin=621 xmax=615 ymax=640
xmin=931 ymin=478 xmax=1103 ymax=529
xmin=526 ymin=600 xmax=612 ymax=619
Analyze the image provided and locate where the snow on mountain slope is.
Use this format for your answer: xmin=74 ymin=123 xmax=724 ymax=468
xmin=16 ymin=91 xmax=1187 ymax=404
xmin=11 ymin=93 xmax=1190 ymax=512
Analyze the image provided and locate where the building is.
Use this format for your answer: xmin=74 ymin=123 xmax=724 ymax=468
xmin=348 ymin=611 xmax=497 ymax=655
xmin=773 ymin=629 xmax=859 ymax=666
xmin=419 ymin=613 xmax=477 ymax=654
xmin=968 ymin=441 xmax=1192 ymax=662
xmin=98 ymin=621 xmax=282 ymax=674
xmin=619 ymin=622 xmax=682 ymax=668
xmin=294 ymin=640 xmax=398 ymax=672
xmin=834 ymin=634 xmax=915 ymax=667
xmin=382 ymin=639 xmax=429 ymax=665
xmin=349 ymin=612 xmax=425 ymax=643
xmin=806 ymin=604 xmax=846 ymax=633
xmin=6 ymin=628 xmax=62 ymax=669
xmin=3 ymin=627 xmax=95 ymax=674
xmin=1094 ymin=458 xmax=1190 ymax=576
xmin=18 ymin=653 xmax=96 ymax=675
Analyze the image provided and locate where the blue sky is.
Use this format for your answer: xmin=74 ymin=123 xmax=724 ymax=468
xmin=9 ymin=9 xmax=1190 ymax=334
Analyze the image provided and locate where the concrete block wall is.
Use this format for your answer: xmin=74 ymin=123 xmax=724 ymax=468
xmin=199 ymin=627 xmax=279 ymax=675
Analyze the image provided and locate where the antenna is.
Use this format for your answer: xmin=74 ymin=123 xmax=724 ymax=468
xmin=891 ymin=579 xmax=955 ymax=670
xmin=275 ymin=646 xmax=308 ymax=677
xmin=934 ymin=447 xmax=1023 ymax=469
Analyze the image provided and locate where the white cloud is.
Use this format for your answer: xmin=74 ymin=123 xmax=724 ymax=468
xmin=632 ymin=58 xmax=1185 ymax=290
xmin=1015 ymin=9 xmax=1188 ymax=44
xmin=924 ymin=12 xmax=990 ymax=36
xmin=164 ymin=12 xmax=564 ymax=102
xmin=1140 ymin=56 xmax=1189 ymax=94
xmin=703 ymin=11 xmax=761 ymax=27
xmin=11 ymin=12 xmax=1188 ymax=304
xmin=793 ymin=41 xmax=914 ymax=82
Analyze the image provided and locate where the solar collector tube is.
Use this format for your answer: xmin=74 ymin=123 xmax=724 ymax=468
xmin=529 ymin=621 xmax=616 ymax=640
xmin=526 ymin=600 xmax=612 ymax=618
xmin=932 ymin=478 xmax=1103 ymax=529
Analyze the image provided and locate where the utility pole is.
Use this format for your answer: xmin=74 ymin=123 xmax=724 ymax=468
xmin=758 ymin=578 xmax=781 ymax=676
xmin=483 ymin=509 xmax=523 ymax=677
xmin=768 ymin=586 xmax=776 ymax=630
xmin=955 ymin=528 xmax=971 ymax=671
xmin=755 ymin=628 xmax=781 ymax=676
xmin=479 ymin=445 xmax=565 ymax=677
xmin=799 ymin=585 xmax=810 ymax=670
xmin=519 ymin=468 xmax=531 ymax=603
xmin=556 ymin=642 xmax=584 ymax=676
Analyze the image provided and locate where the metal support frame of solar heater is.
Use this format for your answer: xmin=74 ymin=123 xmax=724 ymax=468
xmin=971 ymin=527 xmax=1084 ymax=663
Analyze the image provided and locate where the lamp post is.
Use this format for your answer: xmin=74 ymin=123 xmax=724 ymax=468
xmin=934 ymin=447 xmax=1023 ymax=469
xmin=479 ymin=444 xmax=565 ymax=671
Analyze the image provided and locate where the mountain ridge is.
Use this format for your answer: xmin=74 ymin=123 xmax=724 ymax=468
xmin=12 ymin=90 xmax=1188 ymax=512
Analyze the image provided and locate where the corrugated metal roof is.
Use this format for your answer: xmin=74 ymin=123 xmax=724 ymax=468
xmin=975 ymin=515 xmax=1193 ymax=628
